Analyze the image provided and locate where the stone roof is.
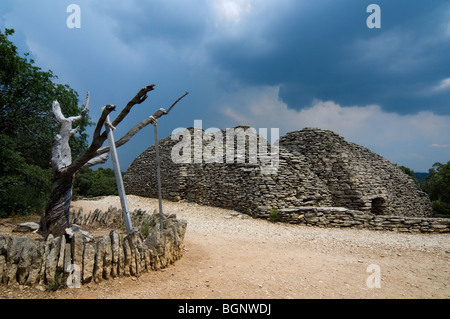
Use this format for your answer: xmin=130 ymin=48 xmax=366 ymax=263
xmin=123 ymin=127 xmax=432 ymax=218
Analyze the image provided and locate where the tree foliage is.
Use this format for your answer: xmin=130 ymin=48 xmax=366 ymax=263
xmin=0 ymin=28 xmax=91 ymax=216
xmin=0 ymin=28 xmax=91 ymax=163
xmin=0 ymin=134 xmax=51 ymax=217
xmin=398 ymin=165 xmax=415 ymax=178
xmin=73 ymin=167 xmax=118 ymax=198
xmin=422 ymin=161 xmax=450 ymax=217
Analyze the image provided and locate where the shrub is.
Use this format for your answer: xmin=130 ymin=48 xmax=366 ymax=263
xmin=431 ymin=200 xmax=450 ymax=218
xmin=46 ymin=271 xmax=68 ymax=291
xmin=269 ymin=208 xmax=281 ymax=223
xmin=0 ymin=134 xmax=51 ymax=217
xmin=73 ymin=167 xmax=118 ymax=198
xmin=422 ymin=162 xmax=450 ymax=217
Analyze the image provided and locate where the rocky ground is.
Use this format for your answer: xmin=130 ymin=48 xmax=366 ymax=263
xmin=0 ymin=195 xmax=449 ymax=299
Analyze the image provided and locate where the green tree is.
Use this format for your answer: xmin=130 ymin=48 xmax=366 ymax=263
xmin=397 ymin=164 xmax=422 ymax=189
xmin=0 ymin=28 xmax=90 ymax=217
xmin=423 ymin=161 xmax=450 ymax=217
xmin=1 ymin=28 xmax=188 ymax=236
xmin=0 ymin=135 xmax=51 ymax=217
xmin=0 ymin=28 xmax=90 ymax=163
xmin=73 ymin=167 xmax=118 ymax=198
xmin=398 ymin=165 xmax=415 ymax=178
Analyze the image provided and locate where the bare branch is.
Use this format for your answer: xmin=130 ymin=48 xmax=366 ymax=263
xmin=83 ymin=91 xmax=90 ymax=114
xmin=52 ymin=100 xmax=65 ymax=123
xmin=93 ymin=104 xmax=116 ymax=141
xmin=68 ymin=91 xmax=90 ymax=123
xmin=95 ymin=91 xmax=189 ymax=156
xmin=64 ymin=86 xmax=154 ymax=175
xmin=96 ymin=115 xmax=156 ymax=156
xmin=111 ymin=84 xmax=155 ymax=128
xmin=63 ymin=85 xmax=183 ymax=176
xmin=81 ymin=153 xmax=110 ymax=169
xmin=70 ymin=127 xmax=80 ymax=136
xmin=45 ymin=85 xmax=187 ymax=237
xmin=64 ymin=104 xmax=115 ymax=176
xmin=166 ymin=91 xmax=189 ymax=114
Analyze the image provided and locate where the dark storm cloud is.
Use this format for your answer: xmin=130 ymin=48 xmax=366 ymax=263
xmin=95 ymin=0 xmax=209 ymax=47
xmin=1 ymin=0 xmax=449 ymax=171
xmin=206 ymin=0 xmax=450 ymax=114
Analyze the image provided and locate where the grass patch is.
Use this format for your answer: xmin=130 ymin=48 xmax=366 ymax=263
xmin=46 ymin=271 xmax=68 ymax=291
xmin=140 ymin=216 xmax=157 ymax=237
xmin=269 ymin=208 xmax=281 ymax=223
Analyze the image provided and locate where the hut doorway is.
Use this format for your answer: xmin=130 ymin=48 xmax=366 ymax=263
xmin=371 ymin=197 xmax=386 ymax=215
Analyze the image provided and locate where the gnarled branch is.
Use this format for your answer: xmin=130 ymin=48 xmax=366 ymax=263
xmin=45 ymin=85 xmax=187 ymax=238
xmin=111 ymin=84 xmax=155 ymax=128
xmin=93 ymin=91 xmax=189 ymax=158
xmin=51 ymin=93 xmax=90 ymax=173
xmin=63 ymin=85 xmax=158 ymax=176
xmin=81 ymin=153 xmax=110 ymax=169
xmin=93 ymin=104 xmax=115 ymax=141
xmin=52 ymin=100 xmax=66 ymax=124
xmin=68 ymin=91 xmax=90 ymax=122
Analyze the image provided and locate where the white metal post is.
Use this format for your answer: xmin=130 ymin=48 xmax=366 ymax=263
xmin=105 ymin=115 xmax=133 ymax=234
xmin=153 ymin=120 xmax=165 ymax=230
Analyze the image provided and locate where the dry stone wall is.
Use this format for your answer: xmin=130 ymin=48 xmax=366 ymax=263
xmin=124 ymin=127 xmax=433 ymax=223
xmin=0 ymin=208 xmax=187 ymax=287
xmin=275 ymin=207 xmax=450 ymax=233
xmin=279 ymin=129 xmax=432 ymax=217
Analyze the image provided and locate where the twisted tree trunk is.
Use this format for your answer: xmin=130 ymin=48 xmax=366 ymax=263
xmin=42 ymin=93 xmax=90 ymax=237
xmin=42 ymin=85 xmax=188 ymax=237
xmin=43 ymin=174 xmax=74 ymax=237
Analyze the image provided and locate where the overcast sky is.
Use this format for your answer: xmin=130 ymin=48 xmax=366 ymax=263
xmin=1 ymin=0 xmax=449 ymax=172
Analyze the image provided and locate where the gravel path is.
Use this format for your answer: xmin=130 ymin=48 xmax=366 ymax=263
xmin=1 ymin=195 xmax=449 ymax=299
xmin=77 ymin=195 xmax=450 ymax=252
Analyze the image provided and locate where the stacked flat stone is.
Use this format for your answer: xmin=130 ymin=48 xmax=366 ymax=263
xmin=0 ymin=208 xmax=187 ymax=287
xmin=124 ymin=127 xmax=432 ymax=220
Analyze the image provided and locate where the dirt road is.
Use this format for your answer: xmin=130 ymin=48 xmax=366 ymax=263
xmin=1 ymin=195 xmax=449 ymax=299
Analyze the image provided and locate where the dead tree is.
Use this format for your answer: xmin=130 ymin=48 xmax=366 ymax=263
xmin=42 ymin=85 xmax=187 ymax=237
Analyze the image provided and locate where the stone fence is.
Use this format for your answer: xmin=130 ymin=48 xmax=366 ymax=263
xmin=0 ymin=208 xmax=187 ymax=288
xmin=271 ymin=207 xmax=450 ymax=233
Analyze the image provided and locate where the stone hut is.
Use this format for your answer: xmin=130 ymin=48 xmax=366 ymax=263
xmin=124 ymin=127 xmax=432 ymax=219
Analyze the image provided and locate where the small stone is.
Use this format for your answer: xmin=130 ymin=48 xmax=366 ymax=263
xmin=45 ymin=237 xmax=59 ymax=285
xmin=82 ymin=243 xmax=95 ymax=283
xmin=110 ymin=230 xmax=120 ymax=278
xmin=65 ymin=225 xmax=94 ymax=243
xmin=14 ymin=222 xmax=40 ymax=233
xmin=71 ymin=231 xmax=84 ymax=268
xmin=35 ymin=285 xmax=46 ymax=292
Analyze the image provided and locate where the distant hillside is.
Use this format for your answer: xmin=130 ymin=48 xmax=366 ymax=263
xmin=414 ymin=172 xmax=429 ymax=183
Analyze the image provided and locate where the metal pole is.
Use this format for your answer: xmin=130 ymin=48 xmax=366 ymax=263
xmin=105 ymin=115 xmax=133 ymax=234
xmin=148 ymin=94 xmax=189 ymax=230
xmin=153 ymin=120 xmax=164 ymax=230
